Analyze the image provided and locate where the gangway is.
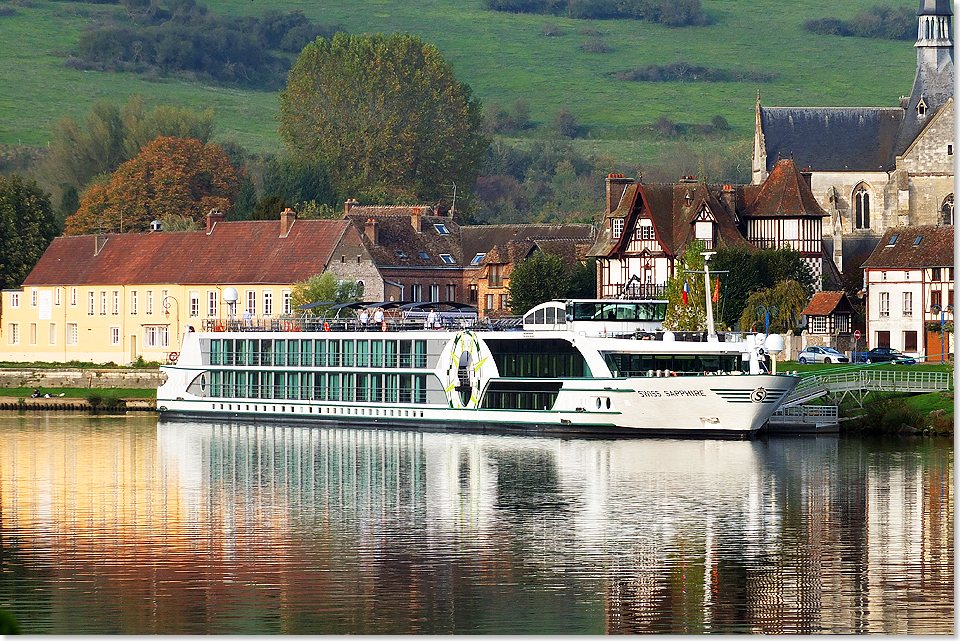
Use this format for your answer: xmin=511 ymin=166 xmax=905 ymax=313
xmin=780 ymin=368 xmax=952 ymax=409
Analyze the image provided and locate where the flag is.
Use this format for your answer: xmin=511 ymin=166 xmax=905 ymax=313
xmin=682 ymin=279 xmax=689 ymax=305
xmin=712 ymin=276 xmax=720 ymax=303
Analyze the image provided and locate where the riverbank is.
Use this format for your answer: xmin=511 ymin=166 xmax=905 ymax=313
xmin=0 ymin=395 xmax=156 ymax=411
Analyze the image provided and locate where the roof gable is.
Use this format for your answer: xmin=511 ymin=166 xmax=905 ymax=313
xmin=801 ymin=291 xmax=854 ymax=316
xmin=743 ymin=159 xmax=830 ymax=218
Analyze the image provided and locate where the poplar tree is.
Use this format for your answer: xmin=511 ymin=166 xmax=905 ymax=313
xmin=0 ymin=175 xmax=58 ymax=290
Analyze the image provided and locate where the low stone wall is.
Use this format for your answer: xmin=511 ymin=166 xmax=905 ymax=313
xmin=0 ymin=368 xmax=162 ymax=389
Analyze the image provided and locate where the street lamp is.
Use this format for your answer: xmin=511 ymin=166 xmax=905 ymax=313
xmin=163 ymin=295 xmax=180 ymax=345
xmin=756 ymin=304 xmax=779 ymax=335
xmin=931 ymin=304 xmax=953 ymax=363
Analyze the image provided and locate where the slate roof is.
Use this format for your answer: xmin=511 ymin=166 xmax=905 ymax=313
xmin=344 ymin=213 xmax=463 ymax=267
xmin=742 ymin=159 xmax=830 ymax=219
xmin=758 ymin=106 xmax=904 ymax=173
xmin=21 ymin=219 xmax=353 ymax=287
xmin=461 ymin=223 xmax=596 ymax=266
xmin=860 ymin=225 xmax=955 ymax=269
xmin=480 ymin=237 xmax=594 ymax=278
xmin=801 ymin=291 xmax=854 ymax=317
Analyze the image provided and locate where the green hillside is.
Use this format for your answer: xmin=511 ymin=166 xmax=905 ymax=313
xmin=0 ymin=0 xmax=918 ymax=162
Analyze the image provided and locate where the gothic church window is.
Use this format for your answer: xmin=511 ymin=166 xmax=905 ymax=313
xmin=941 ymin=194 xmax=953 ymax=226
xmin=854 ymin=185 xmax=870 ymax=229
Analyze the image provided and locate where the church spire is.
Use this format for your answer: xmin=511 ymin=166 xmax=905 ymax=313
xmin=916 ymin=0 xmax=953 ymax=71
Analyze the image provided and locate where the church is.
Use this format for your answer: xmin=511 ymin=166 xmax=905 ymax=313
xmin=753 ymin=0 xmax=954 ymax=275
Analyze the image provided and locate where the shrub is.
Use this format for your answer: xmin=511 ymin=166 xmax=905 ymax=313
xmin=582 ymin=38 xmax=609 ymax=53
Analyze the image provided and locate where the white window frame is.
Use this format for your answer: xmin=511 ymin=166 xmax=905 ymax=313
xmin=29 ymin=322 xmax=37 ymax=345
xmin=70 ymin=287 xmax=77 ymax=307
xmin=879 ymin=292 xmax=890 ymax=317
xmin=100 ymin=290 xmax=107 ymax=315
xmin=208 ymin=290 xmax=218 ymax=318
xmin=246 ymin=291 xmax=256 ymax=315
xmin=130 ymin=290 xmax=138 ymax=315
xmin=902 ymin=291 xmax=912 ymax=317
xmin=112 ymin=290 xmax=120 ymax=315
xmin=189 ymin=291 xmax=200 ymax=318
xmin=146 ymin=290 xmax=153 ymax=315
xmin=31 ymin=288 xmax=37 ymax=308
xmin=144 ymin=325 xmax=170 ymax=348
xmin=263 ymin=291 xmax=273 ymax=316
xmin=430 ymin=284 xmax=440 ymax=302
xmin=283 ymin=290 xmax=292 ymax=315
xmin=7 ymin=323 xmax=19 ymax=345
xmin=88 ymin=291 xmax=95 ymax=315
xmin=9 ymin=292 xmax=19 ymax=308
xmin=48 ymin=323 xmax=56 ymax=346
xmin=110 ymin=326 xmax=120 ymax=346
xmin=612 ymin=218 xmax=624 ymax=239
xmin=810 ymin=316 xmax=828 ymax=333
xmin=67 ymin=323 xmax=78 ymax=346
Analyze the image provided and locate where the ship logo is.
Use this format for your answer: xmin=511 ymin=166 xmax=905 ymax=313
xmin=750 ymin=387 xmax=767 ymax=403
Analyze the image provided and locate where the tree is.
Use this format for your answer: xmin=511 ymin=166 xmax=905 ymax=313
xmin=290 ymin=272 xmax=363 ymax=316
xmin=739 ymin=280 xmax=810 ymax=334
xmin=250 ymin=195 xmax=288 ymax=221
xmin=507 ymin=252 xmax=570 ymax=315
xmin=260 ymin=156 xmax=336 ymax=208
xmin=278 ymin=32 xmax=488 ymax=203
xmin=712 ymin=246 xmax=814 ymax=329
xmin=63 ymin=136 xmax=241 ymax=235
xmin=567 ymin=257 xmax=597 ymax=298
xmin=663 ymin=241 xmax=713 ymax=331
xmin=0 ymin=175 xmax=59 ymax=290
xmin=45 ymin=96 xmax=215 ymax=193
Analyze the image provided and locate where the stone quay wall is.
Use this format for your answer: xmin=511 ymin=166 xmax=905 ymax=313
xmin=0 ymin=368 xmax=162 ymax=389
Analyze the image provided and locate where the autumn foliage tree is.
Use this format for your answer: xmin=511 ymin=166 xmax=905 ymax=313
xmin=278 ymin=32 xmax=487 ymax=204
xmin=64 ymin=137 xmax=241 ymax=235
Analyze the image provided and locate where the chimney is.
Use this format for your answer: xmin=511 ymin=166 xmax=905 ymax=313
xmin=801 ymin=167 xmax=813 ymax=189
xmin=721 ymin=184 xmax=736 ymax=213
xmin=94 ymin=234 xmax=107 ymax=256
xmin=364 ymin=217 xmax=379 ymax=245
xmin=344 ymin=198 xmax=359 ymax=215
xmin=206 ymin=208 xmax=224 ymax=234
xmin=411 ymin=207 xmax=422 ymax=232
xmin=280 ymin=207 xmax=297 ymax=237
xmin=605 ymin=173 xmax=633 ymax=214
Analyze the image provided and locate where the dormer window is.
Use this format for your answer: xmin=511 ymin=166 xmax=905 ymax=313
xmin=440 ymin=254 xmax=455 ymax=264
xmin=471 ymin=253 xmax=485 ymax=264
xmin=917 ymin=98 xmax=928 ymax=117
xmin=434 ymin=223 xmax=449 ymax=234
xmin=612 ymin=218 xmax=624 ymax=239
xmin=886 ymin=234 xmax=898 ymax=246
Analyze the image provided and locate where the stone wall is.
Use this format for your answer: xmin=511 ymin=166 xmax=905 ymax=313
xmin=0 ymin=369 xmax=162 ymax=389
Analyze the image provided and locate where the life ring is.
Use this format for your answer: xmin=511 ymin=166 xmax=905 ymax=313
xmin=283 ymin=320 xmax=291 ymax=331
xmin=323 ymin=321 xmax=330 ymax=332
xmin=168 ymin=351 xmax=179 ymax=363
xmin=444 ymin=332 xmax=484 ymax=408
xmin=214 ymin=323 xmax=225 ymax=332
xmin=381 ymin=321 xmax=388 ymax=332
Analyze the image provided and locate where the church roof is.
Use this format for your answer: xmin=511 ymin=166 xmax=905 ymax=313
xmin=860 ymin=225 xmax=954 ymax=269
xmin=22 ymin=219 xmax=353 ymax=286
xmin=743 ymin=159 xmax=830 ymax=218
xmin=758 ymin=107 xmax=903 ymax=173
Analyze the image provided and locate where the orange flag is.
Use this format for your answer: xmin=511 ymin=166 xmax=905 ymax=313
xmin=712 ymin=277 xmax=720 ymax=303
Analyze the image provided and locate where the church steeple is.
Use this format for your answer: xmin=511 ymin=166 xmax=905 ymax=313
xmin=893 ymin=0 xmax=954 ymax=158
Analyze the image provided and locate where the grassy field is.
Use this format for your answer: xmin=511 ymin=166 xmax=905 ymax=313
xmin=0 ymin=0 xmax=917 ymax=161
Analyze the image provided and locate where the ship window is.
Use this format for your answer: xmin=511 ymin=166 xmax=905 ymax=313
xmin=480 ymin=380 xmax=562 ymax=410
xmin=484 ymin=338 xmax=590 ymax=378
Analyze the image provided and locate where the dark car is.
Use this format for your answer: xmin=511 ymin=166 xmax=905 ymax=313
xmin=866 ymin=347 xmax=916 ymax=364
xmin=798 ymin=346 xmax=849 ymax=364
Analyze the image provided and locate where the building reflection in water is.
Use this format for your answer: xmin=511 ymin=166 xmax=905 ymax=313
xmin=0 ymin=415 xmax=952 ymax=634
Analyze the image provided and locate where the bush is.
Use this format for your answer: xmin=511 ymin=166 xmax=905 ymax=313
xmin=582 ymin=38 xmax=609 ymax=53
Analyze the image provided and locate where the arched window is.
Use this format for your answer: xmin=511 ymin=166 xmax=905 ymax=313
xmin=854 ymin=185 xmax=870 ymax=229
xmin=941 ymin=194 xmax=954 ymax=226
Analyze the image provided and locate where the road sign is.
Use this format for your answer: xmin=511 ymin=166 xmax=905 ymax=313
xmin=854 ymin=330 xmax=861 ymax=340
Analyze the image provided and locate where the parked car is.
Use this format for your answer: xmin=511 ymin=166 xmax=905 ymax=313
xmin=798 ymin=346 xmax=849 ymax=364
xmin=865 ymin=347 xmax=916 ymax=364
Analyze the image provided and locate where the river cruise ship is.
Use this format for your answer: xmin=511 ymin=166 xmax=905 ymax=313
xmin=157 ymin=298 xmax=799 ymax=437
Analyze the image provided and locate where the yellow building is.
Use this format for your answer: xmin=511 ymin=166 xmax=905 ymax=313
xmin=1 ymin=210 xmax=382 ymax=364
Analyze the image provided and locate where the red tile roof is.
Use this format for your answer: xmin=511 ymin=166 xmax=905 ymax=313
xmin=21 ymin=219 xmax=354 ymax=287
xmin=742 ymin=159 xmax=829 ymax=219
xmin=801 ymin=291 xmax=853 ymax=316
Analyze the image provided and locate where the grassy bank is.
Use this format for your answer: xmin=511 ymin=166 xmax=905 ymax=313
xmin=0 ymin=387 xmax=156 ymax=399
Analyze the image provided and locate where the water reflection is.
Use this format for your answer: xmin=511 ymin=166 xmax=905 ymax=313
xmin=0 ymin=415 xmax=952 ymax=634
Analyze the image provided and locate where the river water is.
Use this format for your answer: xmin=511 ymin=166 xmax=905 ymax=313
xmin=0 ymin=414 xmax=953 ymax=634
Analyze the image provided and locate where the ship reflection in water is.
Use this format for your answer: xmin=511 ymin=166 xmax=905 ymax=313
xmin=0 ymin=416 xmax=952 ymax=634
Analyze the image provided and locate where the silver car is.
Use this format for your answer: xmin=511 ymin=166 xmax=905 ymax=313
xmin=798 ymin=346 xmax=849 ymax=364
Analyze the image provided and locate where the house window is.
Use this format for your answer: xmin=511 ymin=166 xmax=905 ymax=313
xmin=48 ymin=323 xmax=56 ymax=346
xmin=110 ymin=327 xmax=120 ymax=346
xmin=636 ymin=224 xmax=655 ymax=240
xmin=434 ymin=223 xmax=449 ymax=234
xmin=879 ymin=292 xmax=889 ymax=317
xmin=411 ymin=284 xmax=422 ymax=302
xmin=161 ymin=290 xmax=169 ymax=315
xmin=189 ymin=291 xmax=200 ymax=317
xmin=931 ymin=290 xmax=942 ymax=309
xmin=904 ymin=331 xmax=918 ymax=353
xmin=67 ymin=323 xmax=78 ymax=346
xmin=7 ymin=323 xmax=18 ymax=345
xmin=469 ymin=284 xmax=478 ymax=303
xmin=876 ymin=330 xmax=890 ymax=348
xmin=902 ymin=292 xmax=912 ymax=316
xmin=488 ymin=264 xmax=504 ymax=288
xmin=932 ymin=267 xmax=942 ymax=281
xmin=112 ymin=290 xmax=119 ymax=315
xmin=471 ymin=253 xmax=485 ymax=265
xmin=130 ymin=291 xmax=138 ymax=315
xmin=29 ymin=323 xmax=37 ymax=345
xmin=694 ymin=220 xmax=715 ymax=250
xmin=9 ymin=292 xmax=18 ymax=308
xmin=283 ymin=291 xmax=292 ymax=314
xmin=612 ymin=218 xmax=624 ymax=239
xmin=208 ymin=291 xmax=218 ymax=317
xmin=418 ymin=251 xmax=430 ymax=260
xmin=485 ymin=293 xmax=494 ymax=311
xmin=263 ymin=292 xmax=273 ymax=316
xmin=440 ymin=254 xmax=455 ymax=264
xmin=430 ymin=284 xmax=439 ymax=302
xmin=70 ymin=287 xmax=77 ymax=307
xmin=446 ymin=284 xmax=456 ymax=301
xmin=810 ymin=316 xmax=828 ymax=333
xmin=854 ymin=185 xmax=870 ymax=229
xmin=88 ymin=291 xmax=95 ymax=315
xmin=55 ymin=288 xmax=61 ymax=307
xmin=99 ymin=291 xmax=107 ymax=315
xmin=31 ymin=289 xmax=37 ymax=308
xmin=246 ymin=291 xmax=256 ymax=315
xmin=500 ymin=294 xmax=509 ymax=310
xmin=144 ymin=325 xmax=169 ymax=348
xmin=147 ymin=290 xmax=153 ymax=315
